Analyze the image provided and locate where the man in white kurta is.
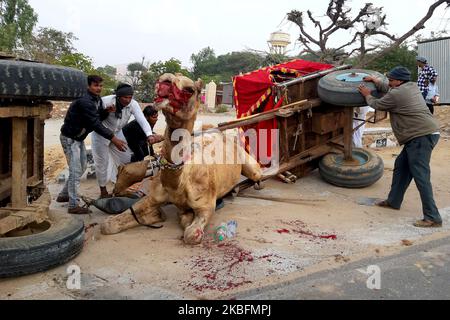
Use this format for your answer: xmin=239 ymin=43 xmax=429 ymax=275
xmin=92 ymin=84 xmax=153 ymax=198
xmin=353 ymin=106 xmax=370 ymax=148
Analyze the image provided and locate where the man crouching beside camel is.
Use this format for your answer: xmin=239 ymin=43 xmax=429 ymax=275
xmin=101 ymin=73 xmax=262 ymax=245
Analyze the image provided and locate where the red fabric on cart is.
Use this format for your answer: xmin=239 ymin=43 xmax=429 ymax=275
xmin=234 ymin=59 xmax=334 ymax=164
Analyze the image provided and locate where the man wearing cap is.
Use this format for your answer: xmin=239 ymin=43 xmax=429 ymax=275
xmin=417 ymin=56 xmax=438 ymax=100
xmin=91 ymin=83 xmax=157 ymax=198
xmin=358 ymin=66 xmax=442 ymax=228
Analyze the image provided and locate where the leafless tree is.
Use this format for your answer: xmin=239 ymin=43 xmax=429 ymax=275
xmin=287 ymin=0 xmax=450 ymax=67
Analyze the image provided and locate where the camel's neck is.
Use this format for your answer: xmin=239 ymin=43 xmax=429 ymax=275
xmin=161 ymin=116 xmax=196 ymax=184
xmin=162 ymin=116 xmax=195 ymax=163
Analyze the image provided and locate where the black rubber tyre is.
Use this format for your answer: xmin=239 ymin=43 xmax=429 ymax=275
xmin=0 ymin=211 xmax=85 ymax=278
xmin=318 ymin=69 xmax=385 ymax=107
xmin=319 ymin=148 xmax=384 ymax=188
xmin=0 ymin=60 xmax=87 ymax=101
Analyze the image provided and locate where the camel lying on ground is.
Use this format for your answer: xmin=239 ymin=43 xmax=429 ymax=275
xmin=101 ymin=73 xmax=262 ymax=245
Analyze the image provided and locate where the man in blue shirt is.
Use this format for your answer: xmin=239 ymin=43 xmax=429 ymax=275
xmin=425 ymin=83 xmax=440 ymax=115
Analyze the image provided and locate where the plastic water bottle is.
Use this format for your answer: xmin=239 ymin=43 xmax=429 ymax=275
xmin=214 ymin=223 xmax=227 ymax=242
xmin=214 ymin=221 xmax=238 ymax=242
xmin=226 ymin=220 xmax=237 ymax=239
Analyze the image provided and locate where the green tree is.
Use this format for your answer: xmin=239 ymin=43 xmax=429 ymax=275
xmin=262 ymin=53 xmax=290 ymax=67
xmin=24 ymin=27 xmax=77 ymax=63
xmin=95 ymin=65 xmax=118 ymax=95
xmin=0 ymin=0 xmax=38 ymax=52
xmin=59 ymin=52 xmax=95 ymax=73
xmin=58 ymin=54 xmax=118 ymax=95
xmin=365 ymin=45 xmax=418 ymax=80
xmin=136 ymin=71 xmax=158 ymax=103
xmin=190 ymin=47 xmax=217 ymax=80
xmin=191 ymin=49 xmax=266 ymax=83
xmin=97 ymin=65 xmax=117 ymax=78
xmin=216 ymin=51 xmax=264 ymax=80
xmin=160 ymin=58 xmax=191 ymax=76
xmin=133 ymin=58 xmax=191 ymax=102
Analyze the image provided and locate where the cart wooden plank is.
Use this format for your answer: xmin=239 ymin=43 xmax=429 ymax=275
xmin=11 ymin=118 xmax=28 ymax=208
xmin=0 ymin=189 xmax=51 ymax=235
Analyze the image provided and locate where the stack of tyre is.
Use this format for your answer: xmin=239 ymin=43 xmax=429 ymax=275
xmin=317 ymin=69 xmax=385 ymax=189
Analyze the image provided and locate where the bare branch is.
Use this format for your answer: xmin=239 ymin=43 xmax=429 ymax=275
xmin=298 ymin=35 xmax=320 ymax=56
xmin=361 ymin=0 xmax=450 ymax=67
xmin=334 ymin=32 xmax=360 ymax=52
xmin=324 ymin=3 xmax=372 ymax=38
xmin=323 ymin=0 xmax=347 ymax=32
xmin=287 ymin=11 xmax=321 ymax=46
xmin=367 ymin=30 xmax=397 ymax=41
xmin=307 ymin=10 xmax=323 ymax=34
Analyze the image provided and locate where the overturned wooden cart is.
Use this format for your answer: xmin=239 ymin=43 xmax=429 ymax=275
xmin=0 ymin=54 xmax=86 ymax=278
xmin=217 ymin=59 xmax=387 ymax=191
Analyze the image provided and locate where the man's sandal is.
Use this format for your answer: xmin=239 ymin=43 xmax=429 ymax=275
xmin=413 ymin=220 xmax=442 ymax=228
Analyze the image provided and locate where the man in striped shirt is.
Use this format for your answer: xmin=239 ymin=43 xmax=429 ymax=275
xmin=417 ymin=56 xmax=438 ymax=100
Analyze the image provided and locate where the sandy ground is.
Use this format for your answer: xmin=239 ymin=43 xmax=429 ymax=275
xmin=1 ymin=107 xmax=450 ymax=300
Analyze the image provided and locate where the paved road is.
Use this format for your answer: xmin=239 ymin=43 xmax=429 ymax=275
xmin=231 ymin=235 xmax=450 ymax=300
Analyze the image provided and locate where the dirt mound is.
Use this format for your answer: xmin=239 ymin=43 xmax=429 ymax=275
xmin=44 ymin=146 xmax=67 ymax=182
xmin=436 ymin=106 xmax=450 ymax=136
xmin=50 ymin=101 xmax=70 ymax=120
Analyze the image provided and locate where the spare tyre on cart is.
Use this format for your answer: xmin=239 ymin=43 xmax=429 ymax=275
xmin=0 ymin=54 xmax=87 ymax=278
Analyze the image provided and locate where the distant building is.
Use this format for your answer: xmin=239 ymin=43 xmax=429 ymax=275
xmin=221 ymin=83 xmax=234 ymax=106
xmin=114 ymin=64 xmax=129 ymax=83
xmin=418 ymin=37 xmax=450 ymax=104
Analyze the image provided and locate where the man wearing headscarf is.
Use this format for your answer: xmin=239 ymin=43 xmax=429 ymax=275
xmin=358 ymin=66 xmax=442 ymax=228
xmin=91 ymin=83 xmax=156 ymax=198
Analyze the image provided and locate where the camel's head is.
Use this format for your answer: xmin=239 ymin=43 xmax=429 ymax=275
xmin=154 ymin=73 xmax=203 ymax=129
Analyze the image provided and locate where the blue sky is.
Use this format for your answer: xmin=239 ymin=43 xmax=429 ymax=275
xmin=28 ymin=0 xmax=449 ymax=68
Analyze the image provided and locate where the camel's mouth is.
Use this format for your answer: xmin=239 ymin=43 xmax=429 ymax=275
xmin=155 ymin=75 xmax=196 ymax=111
xmin=154 ymin=73 xmax=203 ymax=128
xmin=155 ymin=81 xmax=194 ymax=111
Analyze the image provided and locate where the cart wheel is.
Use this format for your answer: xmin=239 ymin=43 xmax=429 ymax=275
xmin=0 ymin=211 xmax=84 ymax=278
xmin=318 ymin=69 xmax=385 ymax=107
xmin=319 ymin=148 xmax=384 ymax=188
xmin=0 ymin=59 xmax=86 ymax=101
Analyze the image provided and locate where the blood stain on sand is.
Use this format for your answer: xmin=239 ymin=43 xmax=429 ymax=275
xmin=184 ymin=241 xmax=281 ymax=293
xmin=278 ymin=220 xmax=338 ymax=241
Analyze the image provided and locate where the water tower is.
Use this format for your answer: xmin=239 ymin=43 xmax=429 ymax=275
xmin=268 ymin=30 xmax=291 ymax=55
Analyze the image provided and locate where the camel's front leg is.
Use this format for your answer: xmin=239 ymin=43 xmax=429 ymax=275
xmin=179 ymin=210 xmax=195 ymax=230
xmin=184 ymin=206 xmax=215 ymax=245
